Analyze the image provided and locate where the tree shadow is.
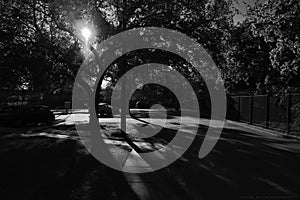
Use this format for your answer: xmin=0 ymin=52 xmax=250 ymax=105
xmin=0 ymin=125 xmax=141 ymax=200
xmin=119 ymin=122 xmax=300 ymax=199
xmin=2 ymin=119 xmax=299 ymax=200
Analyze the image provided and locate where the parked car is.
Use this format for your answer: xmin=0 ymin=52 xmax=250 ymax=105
xmin=98 ymin=103 xmax=115 ymax=117
xmin=135 ymin=101 xmax=151 ymax=109
xmin=0 ymin=106 xmax=55 ymax=127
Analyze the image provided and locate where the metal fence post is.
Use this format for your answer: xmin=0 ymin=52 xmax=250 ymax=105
xmin=250 ymin=95 xmax=253 ymax=125
xmin=266 ymin=94 xmax=270 ymax=129
xmin=238 ymin=96 xmax=241 ymax=122
xmin=287 ymin=93 xmax=291 ymax=134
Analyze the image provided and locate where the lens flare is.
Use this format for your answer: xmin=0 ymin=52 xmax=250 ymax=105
xmin=81 ymin=27 xmax=92 ymax=42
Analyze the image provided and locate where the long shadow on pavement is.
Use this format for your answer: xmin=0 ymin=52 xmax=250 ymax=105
xmin=1 ymin=120 xmax=299 ymax=200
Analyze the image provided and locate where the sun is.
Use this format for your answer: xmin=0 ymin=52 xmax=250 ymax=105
xmin=74 ymin=20 xmax=96 ymax=44
xmin=81 ymin=27 xmax=92 ymax=42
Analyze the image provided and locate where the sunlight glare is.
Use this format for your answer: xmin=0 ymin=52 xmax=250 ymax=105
xmin=81 ymin=27 xmax=92 ymax=42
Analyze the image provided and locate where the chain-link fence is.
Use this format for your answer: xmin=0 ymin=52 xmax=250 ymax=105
xmin=227 ymin=93 xmax=300 ymax=136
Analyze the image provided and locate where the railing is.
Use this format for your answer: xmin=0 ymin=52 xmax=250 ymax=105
xmin=227 ymin=93 xmax=300 ymax=135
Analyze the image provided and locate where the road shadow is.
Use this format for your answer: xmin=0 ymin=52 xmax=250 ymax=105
xmin=0 ymin=129 xmax=140 ymax=200
xmin=1 ymin=117 xmax=299 ymax=200
xmin=123 ymin=122 xmax=300 ymax=199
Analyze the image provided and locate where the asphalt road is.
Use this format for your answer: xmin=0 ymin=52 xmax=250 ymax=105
xmin=0 ymin=111 xmax=299 ymax=200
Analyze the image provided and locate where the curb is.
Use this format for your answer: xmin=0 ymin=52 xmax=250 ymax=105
xmin=226 ymin=120 xmax=300 ymax=141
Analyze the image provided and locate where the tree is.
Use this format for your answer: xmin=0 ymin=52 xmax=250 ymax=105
xmin=0 ymin=0 xmax=84 ymax=94
xmin=249 ymin=0 xmax=300 ymax=93
xmin=224 ymin=20 xmax=273 ymax=93
xmin=1 ymin=0 xmax=236 ymax=103
xmin=93 ymin=0 xmax=235 ymax=101
xmin=225 ymin=0 xmax=300 ymax=94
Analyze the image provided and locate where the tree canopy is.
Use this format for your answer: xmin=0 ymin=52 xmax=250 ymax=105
xmin=1 ymin=0 xmax=299 ymax=97
xmin=225 ymin=0 xmax=300 ymax=94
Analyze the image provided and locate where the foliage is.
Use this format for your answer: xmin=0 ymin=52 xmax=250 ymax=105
xmin=2 ymin=0 xmax=299 ymax=100
xmin=226 ymin=0 xmax=300 ymax=94
xmin=0 ymin=0 xmax=235 ymax=96
xmin=0 ymin=0 xmax=83 ymax=94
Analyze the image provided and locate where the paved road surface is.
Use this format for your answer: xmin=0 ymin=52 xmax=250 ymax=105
xmin=0 ymin=111 xmax=299 ymax=200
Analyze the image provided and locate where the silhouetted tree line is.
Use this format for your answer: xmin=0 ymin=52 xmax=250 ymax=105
xmin=0 ymin=0 xmax=299 ymax=98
